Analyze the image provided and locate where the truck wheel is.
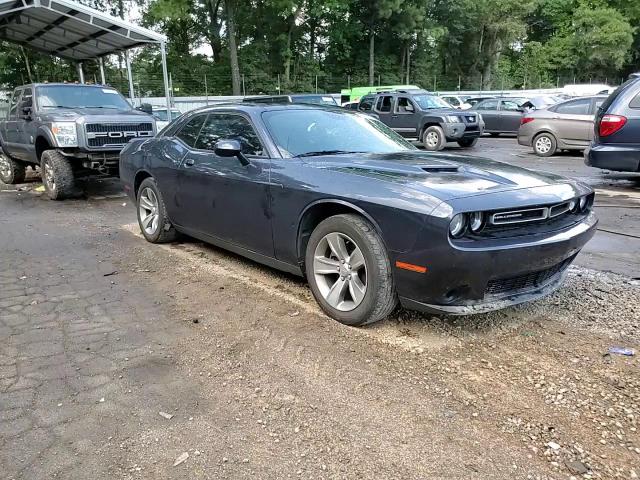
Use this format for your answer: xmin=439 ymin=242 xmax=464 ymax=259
xmin=136 ymin=177 xmax=178 ymax=243
xmin=0 ymin=151 xmax=26 ymax=185
xmin=422 ymin=126 xmax=446 ymax=151
xmin=457 ymin=137 xmax=478 ymax=148
xmin=41 ymin=150 xmax=77 ymax=200
xmin=305 ymin=213 xmax=397 ymax=326
xmin=533 ymin=133 xmax=557 ymax=157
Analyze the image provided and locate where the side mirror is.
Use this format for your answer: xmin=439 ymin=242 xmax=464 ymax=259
xmin=138 ymin=103 xmax=153 ymax=114
xmin=214 ymin=139 xmax=250 ymax=166
xmin=21 ymin=106 xmax=32 ymax=119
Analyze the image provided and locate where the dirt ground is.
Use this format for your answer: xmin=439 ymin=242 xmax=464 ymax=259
xmin=1 ymin=138 xmax=639 ymax=479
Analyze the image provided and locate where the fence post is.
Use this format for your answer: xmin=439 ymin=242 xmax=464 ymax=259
xmin=204 ymin=74 xmax=208 ymax=105
xmin=277 ymin=74 xmax=281 ymax=93
xmin=348 ymin=75 xmax=351 ymax=90
xmin=242 ymin=74 xmax=246 ymax=96
xmin=315 ymin=75 xmax=318 ymax=93
xmin=378 ymin=75 xmax=381 ymax=86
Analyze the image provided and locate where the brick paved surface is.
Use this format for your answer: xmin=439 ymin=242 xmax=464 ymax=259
xmin=0 ymin=193 xmax=196 ymax=479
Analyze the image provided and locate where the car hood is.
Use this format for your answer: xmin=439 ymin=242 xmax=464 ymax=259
xmin=305 ymin=151 xmax=579 ymax=202
xmin=39 ymin=107 xmax=154 ymax=122
xmin=420 ymin=107 xmax=464 ymax=116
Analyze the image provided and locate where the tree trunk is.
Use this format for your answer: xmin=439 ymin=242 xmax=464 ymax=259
xmin=405 ymin=44 xmax=410 ymax=84
xmin=284 ymin=27 xmax=292 ymax=84
xmin=206 ymin=0 xmax=223 ymax=63
xmin=20 ymin=46 xmax=33 ymax=83
xmin=225 ymin=0 xmax=241 ymax=95
xmin=368 ymin=29 xmax=375 ymax=86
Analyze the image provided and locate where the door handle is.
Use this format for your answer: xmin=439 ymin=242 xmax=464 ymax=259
xmin=184 ymin=158 xmax=195 ymax=166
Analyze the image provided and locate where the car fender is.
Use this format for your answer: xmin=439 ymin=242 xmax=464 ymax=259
xmin=418 ymin=115 xmax=445 ymax=135
xmin=36 ymin=125 xmax=56 ymax=147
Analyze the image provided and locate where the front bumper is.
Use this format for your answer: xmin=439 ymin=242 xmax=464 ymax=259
xmin=585 ymin=144 xmax=640 ymax=172
xmin=392 ymin=212 xmax=597 ymax=316
xmin=444 ymin=122 xmax=483 ymax=141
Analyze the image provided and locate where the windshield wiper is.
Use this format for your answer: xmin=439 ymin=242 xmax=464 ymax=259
xmin=43 ymin=105 xmax=74 ymax=109
xmin=295 ymin=150 xmax=363 ymax=158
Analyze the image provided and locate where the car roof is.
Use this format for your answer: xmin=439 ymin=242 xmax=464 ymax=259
xmin=18 ymin=83 xmax=115 ymax=88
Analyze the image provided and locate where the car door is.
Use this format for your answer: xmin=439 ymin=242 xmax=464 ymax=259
xmin=175 ymin=112 xmax=274 ymax=256
xmin=474 ymin=99 xmax=499 ymax=131
xmin=373 ymin=95 xmax=395 ymax=127
xmin=3 ymin=88 xmax=23 ymax=157
xmin=498 ymin=100 xmax=523 ymax=133
xmin=16 ymin=87 xmax=36 ymax=162
xmin=388 ymin=96 xmax=418 ymax=137
xmin=550 ymin=98 xmax=593 ymax=147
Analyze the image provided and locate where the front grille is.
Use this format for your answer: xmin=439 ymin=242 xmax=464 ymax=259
xmin=85 ymin=122 xmax=154 ymax=149
xmin=485 ymin=256 xmax=574 ymax=296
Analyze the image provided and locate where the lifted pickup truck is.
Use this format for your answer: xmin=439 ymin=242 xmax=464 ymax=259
xmin=0 ymin=83 xmax=156 ymax=199
xmin=357 ymin=90 xmax=484 ymax=151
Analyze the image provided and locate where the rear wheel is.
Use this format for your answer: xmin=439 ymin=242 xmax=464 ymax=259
xmin=533 ymin=132 xmax=557 ymax=157
xmin=457 ymin=137 xmax=478 ymax=148
xmin=41 ymin=150 xmax=78 ymax=200
xmin=0 ymin=151 xmax=26 ymax=185
xmin=136 ymin=177 xmax=178 ymax=243
xmin=422 ymin=125 xmax=446 ymax=151
xmin=305 ymin=214 xmax=397 ymax=326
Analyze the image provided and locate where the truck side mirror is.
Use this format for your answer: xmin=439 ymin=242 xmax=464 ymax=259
xmin=21 ymin=106 xmax=32 ymax=120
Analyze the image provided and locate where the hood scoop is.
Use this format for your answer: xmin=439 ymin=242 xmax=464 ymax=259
xmin=421 ymin=164 xmax=460 ymax=173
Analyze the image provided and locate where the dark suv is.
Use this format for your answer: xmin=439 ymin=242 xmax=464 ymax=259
xmin=586 ymin=75 xmax=640 ymax=172
xmin=357 ymin=90 xmax=483 ymax=150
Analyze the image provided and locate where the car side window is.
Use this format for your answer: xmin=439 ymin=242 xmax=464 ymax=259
xmin=477 ymin=99 xmax=498 ymax=111
xmin=444 ymin=96 xmax=459 ymax=106
xmin=9 ymin=89 xmax=22 ymax=119
xmin=195 ymin=114 xmax=264 ymax=156
xmin=375 ymin=95 xmax=393 ymax=113
xmin=176 ymin=115 xmax=206 ymax=147
xmin=500 ymin=100 xmax=521 ymax=111
xmin=395 ymin=97 xmax=415 ymax=114
xmin=20 ymin=88 xmax=33 ymax=110
xmin=554 ymin=99 xmax=591 ymax=115
xmin=594 ymin=99 xmax=605 ymax=113
xmin=629 ymin=92 xmax=640 ymax=109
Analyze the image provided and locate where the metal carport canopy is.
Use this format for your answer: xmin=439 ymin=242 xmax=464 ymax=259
xmin=0 ymin=0 xmax=172 ymax=118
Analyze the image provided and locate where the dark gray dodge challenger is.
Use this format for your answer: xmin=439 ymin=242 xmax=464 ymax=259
xmin=120 ymin=104 xmax=597 ymax=326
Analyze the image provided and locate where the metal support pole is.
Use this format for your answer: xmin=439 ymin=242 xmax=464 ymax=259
xmin=98 ymin=57 xmax=106 ymax=85
xmin=160 ymin=43 xmax=172 ymax=122
xmin=315 ymin=75 xmax=318 ymax=93
xmin=277 ymin=74 xmax=281 ymax=93
xmin=204 ymin=74 xmax=209 ymax=105
xmin=242 ymin=74 xmax=246 ymax=96
xmin=124 ymin=50 xmax=135 ymax=105
xmin=77 ymin=62 xmax=85 ymax=84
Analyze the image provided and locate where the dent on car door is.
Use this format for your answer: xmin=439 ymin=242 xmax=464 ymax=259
xmin=176 ymin=112 xmax=274 ymax=256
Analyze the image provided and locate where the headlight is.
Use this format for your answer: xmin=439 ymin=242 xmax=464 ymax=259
xmin=469 ymin=212 xmax=484 ymax=232
xmin=579 ymin=195 xmax=588 ymax=211
xmin=449 ymin=213 xmax=467 ymax=238
xmin=446 ymin=115 xmax=463 ymax=123
xmin=51 ymin=122 xmax=78 ymax=147
xmin=568 ymin=200 xmax=578 ymax=212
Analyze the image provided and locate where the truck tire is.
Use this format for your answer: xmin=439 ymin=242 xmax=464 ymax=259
xmin=0 ymin=151 xmax=26 ymax=185
xmin=422 ymin=125 xmax=446 ymax=151
xmin=305 ymin=213 xmax=397 ymax=326
xmin=457 ymin=137 xmax=478 ymax=148
xmin=41 ymin=150 xmax=78 ymax=200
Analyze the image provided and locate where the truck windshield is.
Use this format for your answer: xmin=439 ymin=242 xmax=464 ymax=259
xmin=262 ymin=109 xmax=415 ymax=157
xmin=412 ymin=95 xmax=451 ymax=109
xmin=36 ymin=85 xmax=131 ymax=110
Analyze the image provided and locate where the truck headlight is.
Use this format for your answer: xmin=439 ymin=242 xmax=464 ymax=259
xmin=446 ymin=115 xmax=463 ymax=123
xmin=51 ymin=122 xmax=78 ymax=147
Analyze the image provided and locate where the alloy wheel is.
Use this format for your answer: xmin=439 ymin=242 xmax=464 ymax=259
xmin=139 ymin=187 xmax=160 ymax=235
xmin=535 ymin=136 xmax=552 ymax=154
xmin=425 ymin=131 xmax=440 ymax=148
xmin=0 ymin=153 xmax=11 ymax=180
xmin=313 ymin=232 xmax=367 ymax=312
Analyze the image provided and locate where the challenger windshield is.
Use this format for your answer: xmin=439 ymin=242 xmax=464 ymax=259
xmin=36 ymin=85 xmax=131 ymax=110
xmin=262 ymin=109 xmax=416 ymax=157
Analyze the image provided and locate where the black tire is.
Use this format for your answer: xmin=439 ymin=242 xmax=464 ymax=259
xmin=305 ymin=214 xmax=397 ymax=326
xmin=0 ymin=150 xmax=26 ymax=185
xmin=40 ymin=150 xmax=78 ymax=200
xmin=489 ymin=132 xmax=500 ymax=137
xmin=136 ymin=177 xmax=178 ymax=243
xmin=532 ymin=132 xmax=557 ymax=157
xmin=457 ymin=137 xmax=478 ymax=148
xmin=422 ymin=125 xmax=446 ymax=151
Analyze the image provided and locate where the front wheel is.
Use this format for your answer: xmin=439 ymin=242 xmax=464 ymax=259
xmin=533 ymin=132 xmax=557 ymax=157
xmin=457 ymin=137 xmax=478 ymax=148
xmin=0 ymin=151 xmax=26 ymax=185
xmin=422 ymin=125 xmax=446 ymax=151
xmin=41 ymin=150 xmax=79 ymax=200
xmin=305 ymin=214 xmax=397 ymax=326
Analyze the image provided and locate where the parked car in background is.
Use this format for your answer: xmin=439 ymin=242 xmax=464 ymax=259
xmin=586 ymin=75 xmax=640 ymax=172
xmin=471 ymin=97 xmax=527 ymax=135
xmin=152 ymin=107 xmax=182 ymax=130
xmin=342 ymin=101 xmax=360 ymax=110
xmin=0 ymin=83 xmax=156 ymax=199
xmin=120 ymin=104 xmax=596 ymax=326
xmin=518 ymin=96 xmax=606 ymax=157
xmin=440 ymin=95 xmax=472 ymax=110
xmin=466 ymin=96 xmax=495 ymax=108
xmin=340 ymin=85 xmax=421 ymax=104
xmin=243 ymin=94 xmax=338 ymax=107
xmin=358 ymin=90 xmax=483 ymax=150
xmin=521 ymin=96 xmax=562 ymax=112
